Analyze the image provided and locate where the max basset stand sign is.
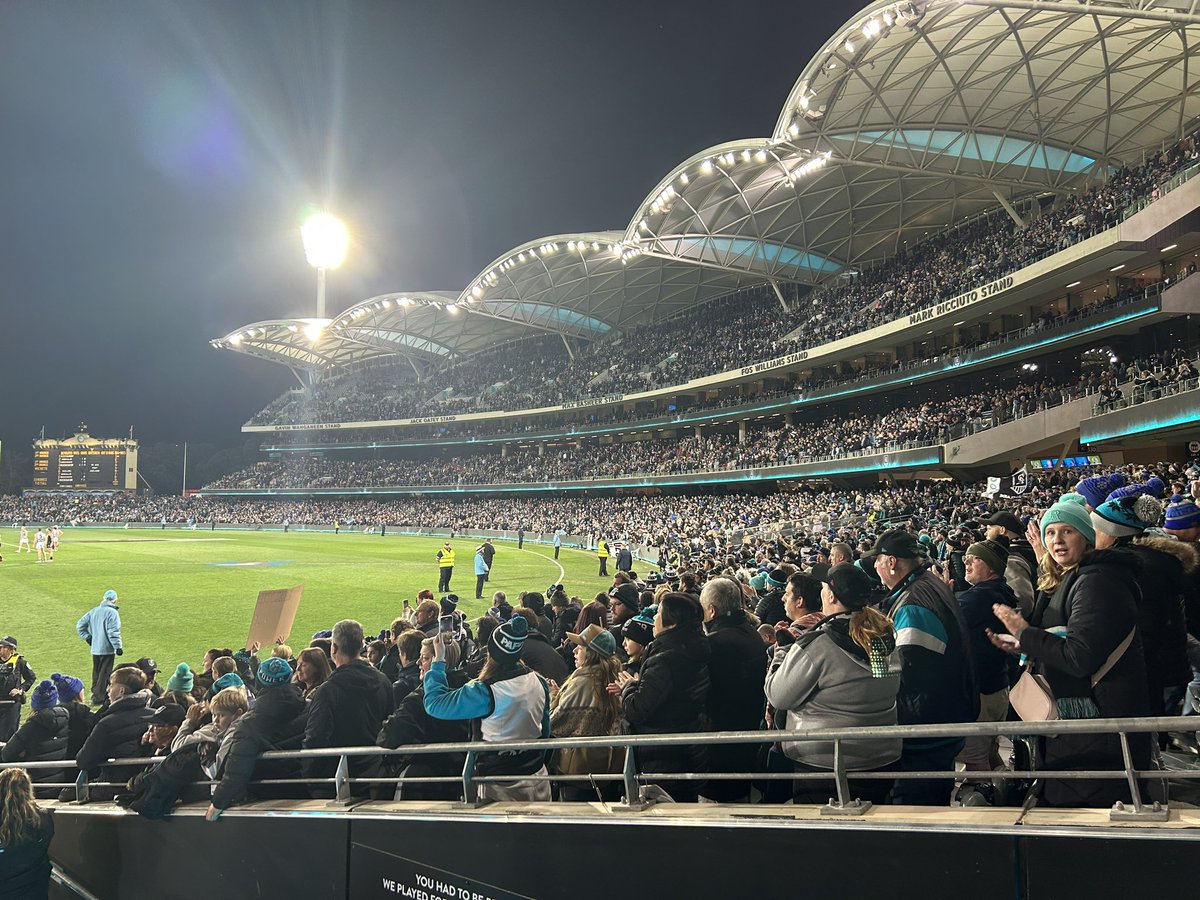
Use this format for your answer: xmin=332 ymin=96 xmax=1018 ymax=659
xmin=353 ymin=846 xmax=532 ymax=900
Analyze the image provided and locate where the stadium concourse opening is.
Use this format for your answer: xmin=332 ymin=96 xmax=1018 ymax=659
xmin=9 ymin=1 xmax=1200 ymax=898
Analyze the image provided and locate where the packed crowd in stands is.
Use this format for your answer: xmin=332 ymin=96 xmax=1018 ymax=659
xmin=3 ymin=461 xmax=1200 ymax=834
xmin=248 ymin=133 xmax=1200 ymax=428
xmin=211 ymin=347 xmax=1200 ymax=491
xmin=262 ymin=285 xmax=1165 ymax=449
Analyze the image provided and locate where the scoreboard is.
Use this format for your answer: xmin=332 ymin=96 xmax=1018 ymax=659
xmin=31 ymin=431 xmax=138 ymax=491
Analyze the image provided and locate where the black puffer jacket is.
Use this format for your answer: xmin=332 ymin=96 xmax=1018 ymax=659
xmin=621 ymin=623 xmax=711 ymax=790
xmin=76 ymin=690 xmax=154 ymax=792
xmin=703 ymin=612 xmax=767 ymax=802
xmin=754 ymin=588 xmax=787 ymax=627
xmin=1 ymin=706 xmax=70 ymax=783
xmin=212 ymin=682 xmax=307 ymax=810
xmin=1021 ymin=549 xmax=1151 ymax=808
xmin=1126 ymin=536 xmax=1196 ymax=711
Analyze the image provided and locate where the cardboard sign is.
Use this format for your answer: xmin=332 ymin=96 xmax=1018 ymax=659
xmin=246 ymin=584 xmax=304 ymax=650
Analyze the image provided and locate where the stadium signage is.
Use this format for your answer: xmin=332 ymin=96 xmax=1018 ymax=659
xmin=408 ymin=415 xmax=458 ymax=425
xmin=560 ymin=393 xmax=624 ymax=409
xmin=907 ymin=275 xmax=1016 ymax=325
xmin=739 ymin=349 xmax=808 ymax=376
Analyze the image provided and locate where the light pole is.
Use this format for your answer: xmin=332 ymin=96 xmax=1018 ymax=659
xmin=300 ymin=211 xmax=348 ymax=318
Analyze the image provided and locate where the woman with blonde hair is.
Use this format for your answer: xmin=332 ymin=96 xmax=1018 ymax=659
xmin=549 ymin=624 xmax=623 ymax=798
xmin=765 ymin=565 xmax=901 ymax=804
xmin=0 ymin=767 xmax=54 ymax=899
xmin=293 ymin=647 xmax=332 ymax=700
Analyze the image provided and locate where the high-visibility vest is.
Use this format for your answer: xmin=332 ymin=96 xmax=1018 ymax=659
xmin=438 ymin=548 xmax=456 ymax=568
xmin=597 ymin=540 xmax=609 ymax=559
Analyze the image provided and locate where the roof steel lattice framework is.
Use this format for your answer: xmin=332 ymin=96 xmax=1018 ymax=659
xmin=215 ymin=0 xmax=1200 ymax=375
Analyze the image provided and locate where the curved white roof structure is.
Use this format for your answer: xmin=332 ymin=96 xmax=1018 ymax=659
xmin=216 ymin=0 xmax=1200 ymax=374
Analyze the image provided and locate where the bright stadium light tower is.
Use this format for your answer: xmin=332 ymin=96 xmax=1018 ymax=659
xmin=300 ymin=211 xmax=348 ymax=318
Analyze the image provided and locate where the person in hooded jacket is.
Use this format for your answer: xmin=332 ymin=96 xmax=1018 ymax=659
xmin=617 ymin=591 xmax=711 ymax=802
xmin=50 ymin=674 xmax=96 ymax=758
xmin=991 ymin=493 xmax=1151 ymax=808
xmin=1 ymin=681 xmax=70 ymax=794
xmin=1090 ymin=493 xmax=1194 ymax=718
xmin=75 ymin=667 xmax=154 ymax=799
xmin=765 ymin=565 xmax=901 ymax=804
xmin=207 ymin=657 xmax=307 ymax=815
xmin=699 ymin=576 xmax=767 ymax=803
xmin=378 ymin=638 xmax=470 ymax=801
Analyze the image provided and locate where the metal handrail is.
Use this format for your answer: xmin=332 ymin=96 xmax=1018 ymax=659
xmin=11 ymin=715 xmax=1192 ymax=819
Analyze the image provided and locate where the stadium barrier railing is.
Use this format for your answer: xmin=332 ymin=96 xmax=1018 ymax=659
xmin=8 ymin=715 xmax=1194 ymax=823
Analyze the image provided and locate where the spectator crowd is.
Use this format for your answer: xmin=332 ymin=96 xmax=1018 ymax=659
xmin=248 ymin=135 xmax=1200 ymax=428
xmin=4 ymin=461 xmax=1200 ymax=830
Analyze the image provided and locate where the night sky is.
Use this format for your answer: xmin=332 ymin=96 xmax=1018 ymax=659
xmin=0 ymin=1 xmax=860 ymax=456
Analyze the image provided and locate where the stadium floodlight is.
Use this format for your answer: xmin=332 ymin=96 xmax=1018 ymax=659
xmin=301 ymin=211 xmax=348 ymax=318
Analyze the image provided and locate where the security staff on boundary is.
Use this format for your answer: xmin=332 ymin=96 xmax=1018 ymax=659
xmin=437 ymin=542 xmax=456 ymax=592
xmin=597 ymin=537 xmax=609 ymax=576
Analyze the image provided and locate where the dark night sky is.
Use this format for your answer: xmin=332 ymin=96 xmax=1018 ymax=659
xmin=0 ymin=0 xmax=860 ymax=454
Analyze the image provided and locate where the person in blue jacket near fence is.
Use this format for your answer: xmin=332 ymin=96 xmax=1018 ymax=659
xmin=76 ymin=590 xmax=123 ymax=706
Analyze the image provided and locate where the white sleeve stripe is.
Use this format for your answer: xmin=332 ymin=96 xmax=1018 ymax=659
xmin=895 ymin=627 xmax=947 ymax=655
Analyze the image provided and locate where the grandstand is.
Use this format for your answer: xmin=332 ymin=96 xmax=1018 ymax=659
xmin=208 ymin=0 xmax=1200 ymax=502
xmin=12 ymin=3 xmax=1200 ymax=897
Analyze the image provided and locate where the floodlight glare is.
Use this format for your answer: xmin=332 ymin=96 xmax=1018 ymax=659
xmin=301 ymin=212 xmax=348 ymax=270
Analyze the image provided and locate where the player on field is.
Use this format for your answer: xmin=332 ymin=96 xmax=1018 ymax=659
xmin=34 ymin=529 xmax=46 ymax=562
xmin=17 ymin=526 xmax=29 ymax=553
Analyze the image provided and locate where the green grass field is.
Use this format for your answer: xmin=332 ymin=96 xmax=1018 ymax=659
xmin=0 ymin=528 xmax=612 ymax=692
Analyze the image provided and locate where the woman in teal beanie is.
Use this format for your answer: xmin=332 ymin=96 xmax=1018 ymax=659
xmin=990 ymin=493 xmax=1150 ymax=807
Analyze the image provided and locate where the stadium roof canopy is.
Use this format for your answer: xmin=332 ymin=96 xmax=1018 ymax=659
xmin=216 ymin=0 xmax=1200 ymax=376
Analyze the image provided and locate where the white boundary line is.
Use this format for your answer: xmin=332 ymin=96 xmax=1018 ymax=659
xmin=515 ymin=546 xmax=565 ymax=583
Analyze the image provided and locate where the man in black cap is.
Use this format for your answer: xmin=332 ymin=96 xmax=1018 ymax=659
xmin=863 ymin=528 xmax=977 ymax=806
xmin=981 ymin=510 xmax=1036 ymax=615
xmin=136 ymin=657 xmax=162 ymax=698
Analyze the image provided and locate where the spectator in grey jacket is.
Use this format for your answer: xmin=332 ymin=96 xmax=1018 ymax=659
xmin=765 ymin=566 xmax=901 ymax=804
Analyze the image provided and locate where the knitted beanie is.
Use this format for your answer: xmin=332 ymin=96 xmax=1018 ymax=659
xmin=30 ymin=680 xmax=58 ymax=712
xmin=488 ymin=613 xmax=529 ymax=663
xmin=439 ymin=594 xmax=460 ymax=616
xmin=965 ymin=539 xmax=1010 ymax=579
xmin=1165 ymin=498 xmax=1200 ymax=532
xmin=622 ymin=613 xmax=656 ymax=647
xmin=1106 ymin=482 xmax=1152 ymax=503
xmin=211 ymin=672 xmax=244 ymax=694
xmin=166 ymin=663 xmax=194 ymax=693
xmin=1092 ymin=494 xmax=1164 ymax=538
xmin=1041 ymin=493 xmax=1096 ymax=545
xmin=1074 ymin=473 xmax=1125 ymax=509
xmin=257 ymin=656 xmax=293 ymax=686
xmin=51 ymin=673 xmax=85 ymax=702
xmin=1146 ymin=476 xmax=1167 ymax=498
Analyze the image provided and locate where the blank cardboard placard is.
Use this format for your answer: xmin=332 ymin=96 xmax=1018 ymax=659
xmin=247 ymin=584 xmax=304 ymax=650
